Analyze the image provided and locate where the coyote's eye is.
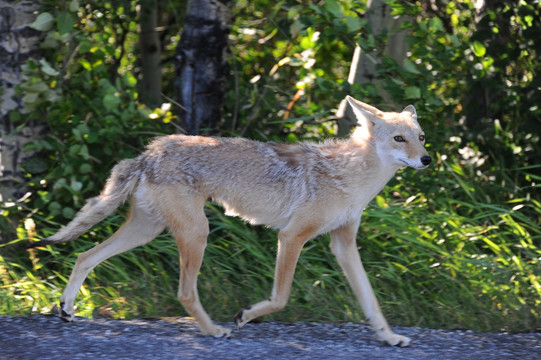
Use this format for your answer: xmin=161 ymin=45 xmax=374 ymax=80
xmin=394 ymin=136 xmax=405 ymax=142
xmin=419 ymin=134 xmax=425 ymax=142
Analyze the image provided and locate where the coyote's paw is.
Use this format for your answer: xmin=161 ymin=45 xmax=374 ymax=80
xmin=203 ymin=325 xmax=232 ymax=338
xmin=233 ymin=308 xmax=249 ymax=329
xmin=377 ymin=331 xmax=411 ymax=347
xmin=58 ymin=302 xmax=74 ymax=323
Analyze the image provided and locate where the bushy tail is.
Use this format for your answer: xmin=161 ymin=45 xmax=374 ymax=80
xmin=28 ymin=158 xmax=141 ymax=248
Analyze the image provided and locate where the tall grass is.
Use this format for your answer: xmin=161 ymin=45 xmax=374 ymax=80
xmin=1 ymin=159 xmax=539 ymax=333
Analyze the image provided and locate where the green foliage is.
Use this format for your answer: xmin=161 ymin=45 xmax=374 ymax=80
xmin=226 ymin=0 xmax=366 ymax=140
xmin=376 ymin=0 xmax=541 ymax=203
xmin=1 ymin=0 xmax=540 ymax=334
xmin=12 ymin=2 xmax=175 ymax=221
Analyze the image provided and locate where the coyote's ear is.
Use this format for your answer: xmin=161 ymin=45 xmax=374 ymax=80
xmin=402 ymin=105 xmax=417 ymax=121
xmin=346 ymin=96 xmax=383 ymax=128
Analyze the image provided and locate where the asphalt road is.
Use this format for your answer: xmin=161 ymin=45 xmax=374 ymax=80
xmin=1 ymin=315 xmax=540 ymax=359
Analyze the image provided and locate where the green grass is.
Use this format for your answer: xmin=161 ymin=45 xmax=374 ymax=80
xmin=1 ymin=160 xmax=540 ymax=333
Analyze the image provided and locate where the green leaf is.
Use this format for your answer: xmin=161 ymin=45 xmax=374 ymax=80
xmin=483 ymin=57 xmax=494 ymax=69
xmin=72 ymin=128 xmax=82 ymax=141
xmin=69 ymin=144 xmax=82 ymax=156
xmin=450 ymin=35 xmax=460 ymax=47
xmin=473 ymin=41 xmax=486 ymax=57
xmin=428 ymin=17 xmax=443 ymax=32
xmin=29 ymin=13 xmax=55 ymax=32
xmin=451 ymin=13 xmax=459 ymax=27
xmin=21 ymin=81 xmax=48 ymax=93
xmin=123 ymin=72 xmax=137 ymax=87
xmin=405 ymin=86 xmax=421 ymax=99
xmin=70 ymin=179 xmax=83 ymax=192
xmin=39 ymin=59 xmax=59 ymax=76
xmin=62 ymin=207 xmax=75 ymax=219
xmin=79 ymin=39 xmax=93 ymax=53
xmin=300 ymin=36 xmax=315 ymax=50
xmin=22 ymin=158 xmax=48 ymax=174
xmin=86 ymin=132 xmax=99 ymax=144
xmin=523 ymin=15 xmax=534 ymax=28
xmin=77 ymin=124 xmax=90 ymax=135
xmin=57 ymin=11 xmax=74 ymax=35
xmin=403 ymin=59 xmax=421 ymax=74
xmin=69 ymin=0 xmax=80 ymax=12
xmin=79 ymin=59 xmax=92 ymax=71
xmin=290 ymin=19 xmax=304 ymax=37
xmin=103 ymin=93 xmax=121 ymax=110
xmin=42 ymin=32 xmax=61 ymax=49
xmin=79 ymin=164 xmax=92 ymax=174
xmin=21 ymin=92 xmax=39 ymax=104
xmin=48 ymin=201 xmax=62 ymax=215
xmin=79 ymin=144 xmax=89 ymax=159
xmin=43 ymin=89 xmax=61 ymax=103
xmin=345 ymin=16 xmax=363 ymax=33
xmin=375 ymin=195 xmax=387 ymax=208
xmin=323 ymin=0 xmax=342 ymax=18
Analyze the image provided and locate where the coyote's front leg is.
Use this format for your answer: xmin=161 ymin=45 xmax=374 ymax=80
xmin=330 ymin=221 xmax=411 ymax=347
xmin=234 ymin=225 xmax=313 ymax=328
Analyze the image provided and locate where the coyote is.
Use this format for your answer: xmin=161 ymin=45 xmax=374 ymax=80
xmin=30 ymin=96 xmax=431 ymax=347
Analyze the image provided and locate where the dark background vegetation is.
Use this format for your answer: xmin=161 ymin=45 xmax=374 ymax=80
xmin=1 ymin=0 xmax=539 ymax=333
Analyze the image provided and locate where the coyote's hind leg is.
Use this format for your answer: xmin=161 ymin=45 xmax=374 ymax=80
xmin=59 ymin=203 xmax=164 ymax=321
xmin=168 ymin=195 xmax=231 ymax=338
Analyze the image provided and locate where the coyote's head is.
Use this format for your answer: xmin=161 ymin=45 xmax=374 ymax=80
xmin=347 ymin=96 xmax=431 ymax=170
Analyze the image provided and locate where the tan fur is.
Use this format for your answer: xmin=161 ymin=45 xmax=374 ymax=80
xmin=35 ymin=96 xmax=431 ymax=347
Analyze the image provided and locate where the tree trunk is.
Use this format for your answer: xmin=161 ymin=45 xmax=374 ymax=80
xmin=336 ymin=0 xmax=411 ymax=136
xmin=0 ymin=0 xmax=43 ymax=204
xmin=139 ymin=0 xmax=162 ymax=108
xmin=175 ymin=0 xmax=231 ymax=135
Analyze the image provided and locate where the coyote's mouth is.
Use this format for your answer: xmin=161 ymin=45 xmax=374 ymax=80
xmin=400 ymin=159 xmax=429 ymax=170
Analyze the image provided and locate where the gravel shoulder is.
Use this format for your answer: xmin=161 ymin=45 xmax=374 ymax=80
xmin=1 ymin=315 xmax=540 ymax=359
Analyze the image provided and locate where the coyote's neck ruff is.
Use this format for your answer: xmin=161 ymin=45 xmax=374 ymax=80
xmin=32 ymin=96 xmax=431 ymax=347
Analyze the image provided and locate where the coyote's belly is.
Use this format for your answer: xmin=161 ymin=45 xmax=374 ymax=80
xmin=211 ymin=188 xmax=299 ymax=230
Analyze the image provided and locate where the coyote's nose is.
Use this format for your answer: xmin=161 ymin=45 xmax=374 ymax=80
xmin=421 ymin=156 xmax=432 ymax=166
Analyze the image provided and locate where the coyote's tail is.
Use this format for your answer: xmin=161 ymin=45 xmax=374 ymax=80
xmin=28 ymin=158 xmax=141 ymax=249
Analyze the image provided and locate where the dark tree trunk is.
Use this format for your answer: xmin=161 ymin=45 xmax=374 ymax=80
xmin=139 ymin=0 xmax=162 ymax=107
xmin=0 ymin=0 xmax=43 ymax=204
xmin=0 ymin=0 xmax=44 ymax=242
xmin=175 ymin=0 xmax=231 ymax=135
